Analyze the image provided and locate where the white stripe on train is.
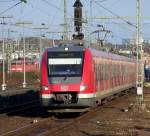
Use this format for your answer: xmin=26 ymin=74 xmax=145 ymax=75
xmin=41 ymin=93 xmax=96 ymax=99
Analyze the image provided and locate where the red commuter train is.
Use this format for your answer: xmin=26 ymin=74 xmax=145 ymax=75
xmin=40 ymin=41 xmax=136 ymax=110
xmin=11 ymin=59 xmax=39 ymax=72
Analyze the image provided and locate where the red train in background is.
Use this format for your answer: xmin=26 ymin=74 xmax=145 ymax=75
xmin=11 ymin=58 xmax=39 ymax=72
xmin=40 ymin=41 xmax=137 ymax=110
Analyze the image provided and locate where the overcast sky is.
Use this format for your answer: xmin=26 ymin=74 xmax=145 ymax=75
xmin=0 ymin=0 xmax=149 ymax=44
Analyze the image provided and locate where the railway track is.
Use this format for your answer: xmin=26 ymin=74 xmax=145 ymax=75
xmin=0 ymin=109 xmax=95 ymax=136
xmin=1 ymin=100 xmax=40 ymax=115
xmin=0 ymin=85 xmax=40 ymax=114
xmin=0 ymin=88 xmax=136 ymax=136
xmin=2 ymin=87 xmax=150 ymax=136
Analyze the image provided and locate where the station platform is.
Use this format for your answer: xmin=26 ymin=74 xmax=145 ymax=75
xmin=0 ymin=86 xmax=40 ymax=112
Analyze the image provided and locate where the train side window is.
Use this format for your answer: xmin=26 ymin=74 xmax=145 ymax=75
xmin=112 ymin=64 xmax=114 ymax=78
xmin=123 ymin=65 xmax=125 ymax=76
xmin=104 ymin=63 xmax=106 ymax=80
xmin=120 ymin=63 xmax=123 ymax=76
xmin=100 ymin=64 xmax=102 ymax=80
xmin=116 ymin=65 xmax=118 ymax=77
xmin=124 ymin=65 xmax=126 ymax=77
xmin=97 ymin=64 xmax=99 ymax=81
xmin=117 ymin=65 xmax=119 ymax=77
xmin=103 ymin=62 xmax=108 ymax=80
xmin=114 ymin=65 xmax=116 ymax=78
xmin=107 ymin=64 xmax=109 ymax=79
xmin=125 ymin=65 xmax=127 ymax=76
xmin=96 ymin=64 xmax=98 ymax=81
xmin=97 ymin=63 xmax=100 ymax=81
xmin=101 ymin=64 xmax=104 ymax=80
xmin=107 ymin=63 xmax=109 ymax=80
xmin=113 ymin=65 xmax=116 ymax=78
xmin=103 ymin=63 xmax=105 ymax=80
xmin=101 ymin=64 xmax=103 ymax=80
xmin=115 ymin=65 xmax=117 ymax=77
xmin=105 ymin=64 xmax=109 ymax=80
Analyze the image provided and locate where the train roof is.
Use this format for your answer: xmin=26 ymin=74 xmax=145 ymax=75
xmin=46 ymin=40 xmax=87 ymax=52
xmin=58 ymin=39 xmax=89 ymax=46
xmin=45 ymin=40 xmax=135 ymax=63
xmin=90 ymin=48 xmax=135 ymax=62
xmin=47 ymin=45 xmax=85 ymax=52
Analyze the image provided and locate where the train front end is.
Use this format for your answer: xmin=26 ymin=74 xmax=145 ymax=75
xmin=40 ymin=44 xmax=95 ymax=108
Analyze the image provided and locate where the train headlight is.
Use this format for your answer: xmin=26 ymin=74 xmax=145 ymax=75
xmin=42 ymin=86 xmax=49 ymax=91
xmin=65 ymin=47 xmax=69 ymax=51
xmin=80 ymin=84 xmax=88 ymax=92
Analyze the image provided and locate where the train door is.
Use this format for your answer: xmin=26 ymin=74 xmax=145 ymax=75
xmin=97 ymin=58 xmax=100 ymax=92
xmin=109 ymin=59 xmax=113 ymax=89
xmin=120 ymin=61 xmax=123 ymax=85
xmin=105 ymin=59 xmax=109 ymax=91
xmin=118 ymin=61 xmax=121 ymax=86
xmin=115 ymin=63 xmax=117 ymax=87
xmin=112 ymin=61 xmax=115 ymax=88
xmin=108 ymin=59 xmax=111 ymax=90
xmin=116 ymin=62 xmax=119 ymax=86
xmin=123 ymin=63 xmax=125 ymax=85
xmin=100 ymin=58 xmax=104 ymax=92
xmin=103 ymin=59 xmax=107 ymax=92
xmin=121 ymin=62 xmax=124 ymax=85
xmin=93 ymin=56 xmax=100 ymax=94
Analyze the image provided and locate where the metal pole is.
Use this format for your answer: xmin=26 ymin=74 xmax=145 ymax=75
xmin=7 ymin=28 xmax=11 ymax=74
xmin=90 ymin=0 xmax=93 ymax=43
xmin=136 ymin=0 xmax=143 ymax=104
xmin=63 ymin=0 xmax=68 ymax=40
xmin=39 ymin=29 xmax=42 ymax=59
xmin=1 ymin=18 xmax=6 ymax=90
xmin=22 ymin=24 xmax=26 ymax=88
xmin=2 ymin=31 xmax=6 ymax=90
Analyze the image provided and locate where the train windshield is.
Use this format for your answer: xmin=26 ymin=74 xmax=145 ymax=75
xmin=48 ymin=52 xmax=84 ymax=77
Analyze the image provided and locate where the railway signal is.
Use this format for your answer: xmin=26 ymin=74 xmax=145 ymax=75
xmin=73 ymin=0 xmax=84 ymax=40
xmin=20 ymin=0 xmax=27 ymax=3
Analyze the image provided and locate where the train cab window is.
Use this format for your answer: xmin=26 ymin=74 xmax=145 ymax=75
xmin=47 ymin=52 xmax=84 ymax=77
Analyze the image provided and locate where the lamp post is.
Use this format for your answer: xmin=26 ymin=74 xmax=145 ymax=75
xmin=32 ymin=24 xmax=48 ymax=59
xmin=1 ymin=32 xmax=6 ymax=90
xmin=0 ymin=16 xmax=13 ymax=90
xmin=7 ymin=29 xmax=17 ymax=74
xmin=22 ymin=31 xmax=26 ymax=88
xmin=63 ymin=0 xmax=68 ymax=40
xmin=15 ymin=21 xmax=32 ymax=88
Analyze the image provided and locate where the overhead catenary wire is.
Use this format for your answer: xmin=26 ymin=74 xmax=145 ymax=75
xmin=29 ymin=2 xmax=53 ymax=19
xmin=40 ymin=0 xmax=73 ymax=31
xmin=107 ymin=0 xmax=123 ymax=9
xmin=41 ymin=0 xmax=85 ymax=24
xmin=0 ymin=1 xmax=24 ymax=16
xmin=89 ymin=2 xmax=136 ymax=39
xmin=41 ymin=0 xmax=73 ymax=17
xmin=94 ymin=1 xmax=137 ymax=28
xmin=0 ymin=0 xmax=16 ymax=2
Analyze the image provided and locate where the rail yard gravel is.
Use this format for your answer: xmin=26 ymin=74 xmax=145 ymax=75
xmin=0 ymin=87 xmax=150 ymax=136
